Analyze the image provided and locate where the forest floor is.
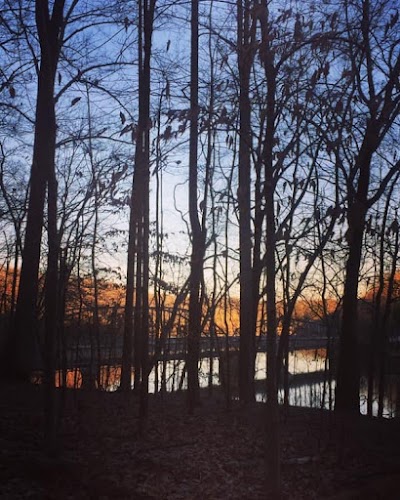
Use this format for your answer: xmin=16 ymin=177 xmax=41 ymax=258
xmin=1 ymin=382 xmax=400 ymax=499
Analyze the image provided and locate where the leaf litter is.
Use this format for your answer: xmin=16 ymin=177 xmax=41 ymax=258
xmin=1 ymin=383 xmax=400 ymax=499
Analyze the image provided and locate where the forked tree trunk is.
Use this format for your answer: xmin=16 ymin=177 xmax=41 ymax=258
xmin=336 ymin=131 xmax=375 ymax=413
xmin=335 ymin=0 xmax=400 ymax=414
xmin=122 ymin=0 xmax=155 ymax=412
xmin=3 ymin=1 xmax=65 ymax=385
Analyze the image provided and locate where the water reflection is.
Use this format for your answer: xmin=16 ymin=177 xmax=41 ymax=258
xmin=49 ymin=349 xmax=399 ymax=418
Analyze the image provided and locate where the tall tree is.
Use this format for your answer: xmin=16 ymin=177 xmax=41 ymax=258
xmin=257 ymin=2 xmax=281 ymax=496
xmin=237 ymin=0 xmax=256 ymax=404
xmin=335 ymin=0 xmax=400 ymax=413
xmin=122 ymin=0 xmax=156 ymax=423
xmin=187 ymin=0 xmax=205 ymax=412
xmin=3 ymin=0 xmax=70 ymax=380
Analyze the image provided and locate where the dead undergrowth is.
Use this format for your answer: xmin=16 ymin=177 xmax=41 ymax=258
xmin=1 ymin=382 xmax=400 ymax=499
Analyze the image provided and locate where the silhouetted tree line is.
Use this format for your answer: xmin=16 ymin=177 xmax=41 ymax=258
xmin=0 ymin=0 xmax=400 ymax=495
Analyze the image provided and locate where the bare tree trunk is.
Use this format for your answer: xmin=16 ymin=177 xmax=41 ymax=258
xmin=153 ymin=89 xmax=165 ymax=394
xmin=336 ymin=134 xmax=375 ymax=413
xmin=335 ymin=0 xmax=400 ymax=414
xmin=121 ymin=180 xmax=136 ymax=391
xmin=378 ymin=210 xmax=400 ymax=417
xmin=237 ymin=0 xmax=255 ymax=405
xmin=137 ymin=0 xmax=155 ymax=422
xmin=87 ymin=85 xmax=101 ymax=389
xmin=259 ymin=4 xmax=281 ymax=496
xmin=187 ymin=0 xmax=204 ymax=413
xmin=44 ymin=144 xmax=58 ymax=454
xmin=121 ymin=0 xmax=155 ymax=405
xmin=3 ymin=1 xmax=66 ymax=381
xmin=367 ymin=195 xmax=390 ymax=416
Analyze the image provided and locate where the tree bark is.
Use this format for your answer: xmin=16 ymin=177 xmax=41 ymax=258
xmin=259 ymin=4 xmax=281 ymax=496
xmin=122 ymin=0 xmax=155 ymax=422
xmin=237 ymin=0 xmax=255 ymax=405
xmin=3 ymin=0 xmax=65 ymax=382
xmin=187 ymin=0 xmax=205 ymax=413
xmin=335 ymin=0 xmax=400 ymax=414
xmin=335 ymin=127 xmax=376 ymax=413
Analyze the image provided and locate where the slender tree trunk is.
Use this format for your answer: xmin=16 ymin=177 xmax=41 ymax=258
xmin=153 ymin=94 xmax=164 ymax=394
xmin=259 ymin=4 xmax=281 ymax=496
xmin=0 ymin=250 xmax=10 ymax=316
xmin=10 ymin=234 xmax=20 ymax=321
xmin=263 ymin=68 xmax=281 ymax=500
xmin=121 ymin=185 xmax=136 ymax=391
xmin=367 ymin=196 xmax=391 ymax=416
xmin=44 ymin=146 xmax=58 ymax=454
xmin=187 ymin=0 xmax=203 ymax=413
xmin=87 ymin=86 xmax=101 ymax=389
xmin=138 ymin=0 xmax=155 ymax=422
xmin=122 ymin=0 xmax=155 ymax=402
xmin=378 ymin=218 xmax=399 ymax=417
xmin=237 ymin=0 xmax=255 ymax=405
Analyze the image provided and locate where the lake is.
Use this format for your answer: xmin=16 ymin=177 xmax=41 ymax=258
xmin=53 ymin=348 xmax=400 ymax=418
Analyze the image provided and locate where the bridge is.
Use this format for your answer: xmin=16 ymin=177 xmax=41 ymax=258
xmin=62 ymin=335 xmax=333 ymax=370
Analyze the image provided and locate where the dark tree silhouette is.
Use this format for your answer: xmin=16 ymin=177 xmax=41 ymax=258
xmin=237 ymin=0 xmax=256 ymax=405
xmin=122 ymin=0 xmax=156 ymax=424
xmin=4 ymin=0 xmax=69 ymax=381
xmin=335 ymin=0 xmax=400 ymax=413
xmin=187 ymin=0 xmax=205 ymax=413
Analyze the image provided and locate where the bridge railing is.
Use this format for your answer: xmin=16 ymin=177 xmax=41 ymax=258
xmin=63 ymin=334 xmax=334 ymax=369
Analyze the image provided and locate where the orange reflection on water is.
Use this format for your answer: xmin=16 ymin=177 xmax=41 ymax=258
xmin=31 ymin=369 xmax=83 ymax=388
xmin=55 ymin=369 xmax=83 ymax=389
xmin=31 ymin=366 xmax=124 ymax=390
xmin=99 ymin=365 xmax=122 ymax=390
xmin=53 ymin=365 xmax=123 ymax=390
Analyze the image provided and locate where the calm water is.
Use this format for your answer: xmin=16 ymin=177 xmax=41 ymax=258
xmin=54 ymin=349 xmax=399 ymax=418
